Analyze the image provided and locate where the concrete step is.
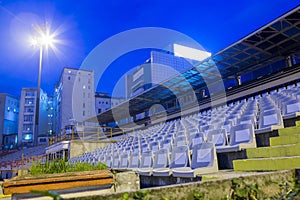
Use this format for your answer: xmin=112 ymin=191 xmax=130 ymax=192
xmin=270 ymin=134 xmax=300 ymax=146
xmin=233 ymin=156 xmax=300 ymax=171
xmin=246 ymin=143 xmax=300 ymax=158
xmin=278 ymin=125 xmax=300 ymax=136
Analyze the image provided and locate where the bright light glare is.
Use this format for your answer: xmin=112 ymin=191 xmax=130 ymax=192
xmin=174 ymin=44 xmax=211 ymax=61
xmin=29 ymin=25 xmax=55 ymax=48
xmin=29 ymin=37 xmax=38 ymax=46
xmin=41 ymin=33 xmax=54 ymax=46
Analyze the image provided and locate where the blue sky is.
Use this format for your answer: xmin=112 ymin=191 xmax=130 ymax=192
xmin=0 ymin=0 xmax=299 ymax=97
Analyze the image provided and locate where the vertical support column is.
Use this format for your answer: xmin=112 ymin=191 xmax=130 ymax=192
xmin=202 ymin=89 xmax=206 ymax=98
xmin=34 ymin=46 xmax=43 ymax=146
xmin=21 ymin=153 xmax=24 ymax=171
xmin=110 ymin=128 xmax=113 ymax=141
xmin=236 ymin=75 xmax=242 ymax=86
xmin=286 ymin=55 xmax=295 ymax=67
xmin=82 ymin=127 xmax=85 ymax=142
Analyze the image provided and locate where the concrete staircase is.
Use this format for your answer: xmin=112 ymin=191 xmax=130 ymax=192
xmin=233 ymin=121 xmax=300 ymax=171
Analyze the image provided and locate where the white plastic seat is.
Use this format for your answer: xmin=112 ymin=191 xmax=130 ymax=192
xmin=152 ymin=149 xmax=170 ymax=177
xmin=119 ymin=153 xmax=129 ymax=169
xmin=207 ymin=129 xmax=227 ymax=146
xmin=217 ymin=124 xmax=256 ymax=153
xmin=172 ymin=143 xmax=218 ymax=178
xmin=137 ymin=152 xmax=153 ymax=176
xmin=188 ymin=132 xmax=205 ymax=149
xmin=129 ymin=152 xmax=140 ymax=169
xmin=281 ymin=99 xmax=300 ymax=119
xmin=255 ymin=109 xmax=284 ymax=134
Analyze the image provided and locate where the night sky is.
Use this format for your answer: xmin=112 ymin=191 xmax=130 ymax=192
xmin=0 ymin=0 xmax=299 ymax=97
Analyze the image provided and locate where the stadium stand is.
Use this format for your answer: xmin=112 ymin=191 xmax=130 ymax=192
xmin=69 ymin=84 xmax=300 ymax=177
xmin=2 ymin=5 xmax=299 ymax=182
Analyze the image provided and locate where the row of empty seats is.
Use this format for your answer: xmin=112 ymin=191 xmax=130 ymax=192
xmin=69 ymin=83 xmax=300 ymax=177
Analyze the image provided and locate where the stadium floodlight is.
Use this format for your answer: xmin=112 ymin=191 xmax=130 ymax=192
xmin=29 ymin=23 xmax=56 ymax=145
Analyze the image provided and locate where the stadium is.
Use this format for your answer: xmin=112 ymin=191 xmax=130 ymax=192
xmin=1 ymin=4 xmax=300 ymax=200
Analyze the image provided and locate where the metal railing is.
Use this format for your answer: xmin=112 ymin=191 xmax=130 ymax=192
xmin=49 ymin=126 xmax=134 ymax=145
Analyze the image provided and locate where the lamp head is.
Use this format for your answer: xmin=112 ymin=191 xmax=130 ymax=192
xmin=29 ymin=24 xmax=55 ymax=48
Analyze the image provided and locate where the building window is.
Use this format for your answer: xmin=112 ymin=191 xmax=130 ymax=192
xmin=25 ymin=98 xmax=34 ymax=105
xmin=68 ymin=76 xmax=71 ymax=80
xmin=23 ymin=124 xmax=33 ymax=131
xmin=24 ymin=106 xmax=34 ymax=113
xmin=83 ymin=103 xmax=85 ymax=108
xmin=83 ymin=111 xmax=85 ymax=116
xmin=88 ymin=93 xmax=90 ymax=98
xmin=83 ymin=92 xmax=85 ymax=98
xmin=25 ymin=91 xmax=35 ymax=96
xmin=24 ymin=115 xmax=33 ymax=122
xmin=98 ymin=108 xmax=101 ymax=114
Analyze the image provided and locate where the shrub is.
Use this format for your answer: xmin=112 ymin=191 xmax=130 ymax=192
xmin=30 ymin=159 xmax=107 ymax=175
xmin=224 ymin=178 xmax=264 ymax=200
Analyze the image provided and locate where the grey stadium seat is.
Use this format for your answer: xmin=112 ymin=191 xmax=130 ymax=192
xmin=217 ymin=124 xmax=256 ymax=153
xmin=152 ymin=148 xmax=170 ymax=177
xmin=172 ymin=143 xmax=218 ymax=178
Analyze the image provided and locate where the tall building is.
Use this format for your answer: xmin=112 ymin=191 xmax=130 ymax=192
xmin=54 ymin=68 xmax=95 ymax=133
xmin=18 ymin=88 xmax=53 ymax=146
xmin=0 ymin=94 xmax=19 ymax=150
xmin=95 ymin=92 xmax=124 ymax=114
xmin=126 ymin=50 xmax=205 ymax=99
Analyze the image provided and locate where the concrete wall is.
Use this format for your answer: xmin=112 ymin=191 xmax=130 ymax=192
xmin=113 ymin=171 xmax=140 ymax=193
xmin=74 ymin=169 xmax=296 ymax=200
xmin=69 ymin=140 xmax=115 ymax=158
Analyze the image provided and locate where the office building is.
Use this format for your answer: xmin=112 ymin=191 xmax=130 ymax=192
xmin=18 ymin=88 xmax=53 ymax=146
xmin=0 ymin=93 xmax=19 ymax=149
xmin=54 ymin=68 xmax=95 ymax=134
xmin=126 ymin=49 xmax=210 ymax=99
xmin=95 ymin=92 xmax=124 ymax=114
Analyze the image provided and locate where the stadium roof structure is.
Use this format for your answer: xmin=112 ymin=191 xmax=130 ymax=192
xmin=87 ymin=5 xmax=300 ymax=125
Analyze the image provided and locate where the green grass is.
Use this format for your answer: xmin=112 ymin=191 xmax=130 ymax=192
xmin=30 ymin=159 xmax=107 ymax=175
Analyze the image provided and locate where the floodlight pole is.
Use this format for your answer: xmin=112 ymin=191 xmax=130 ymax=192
xmin=34 ymin=45 xmax=43 ymax=146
